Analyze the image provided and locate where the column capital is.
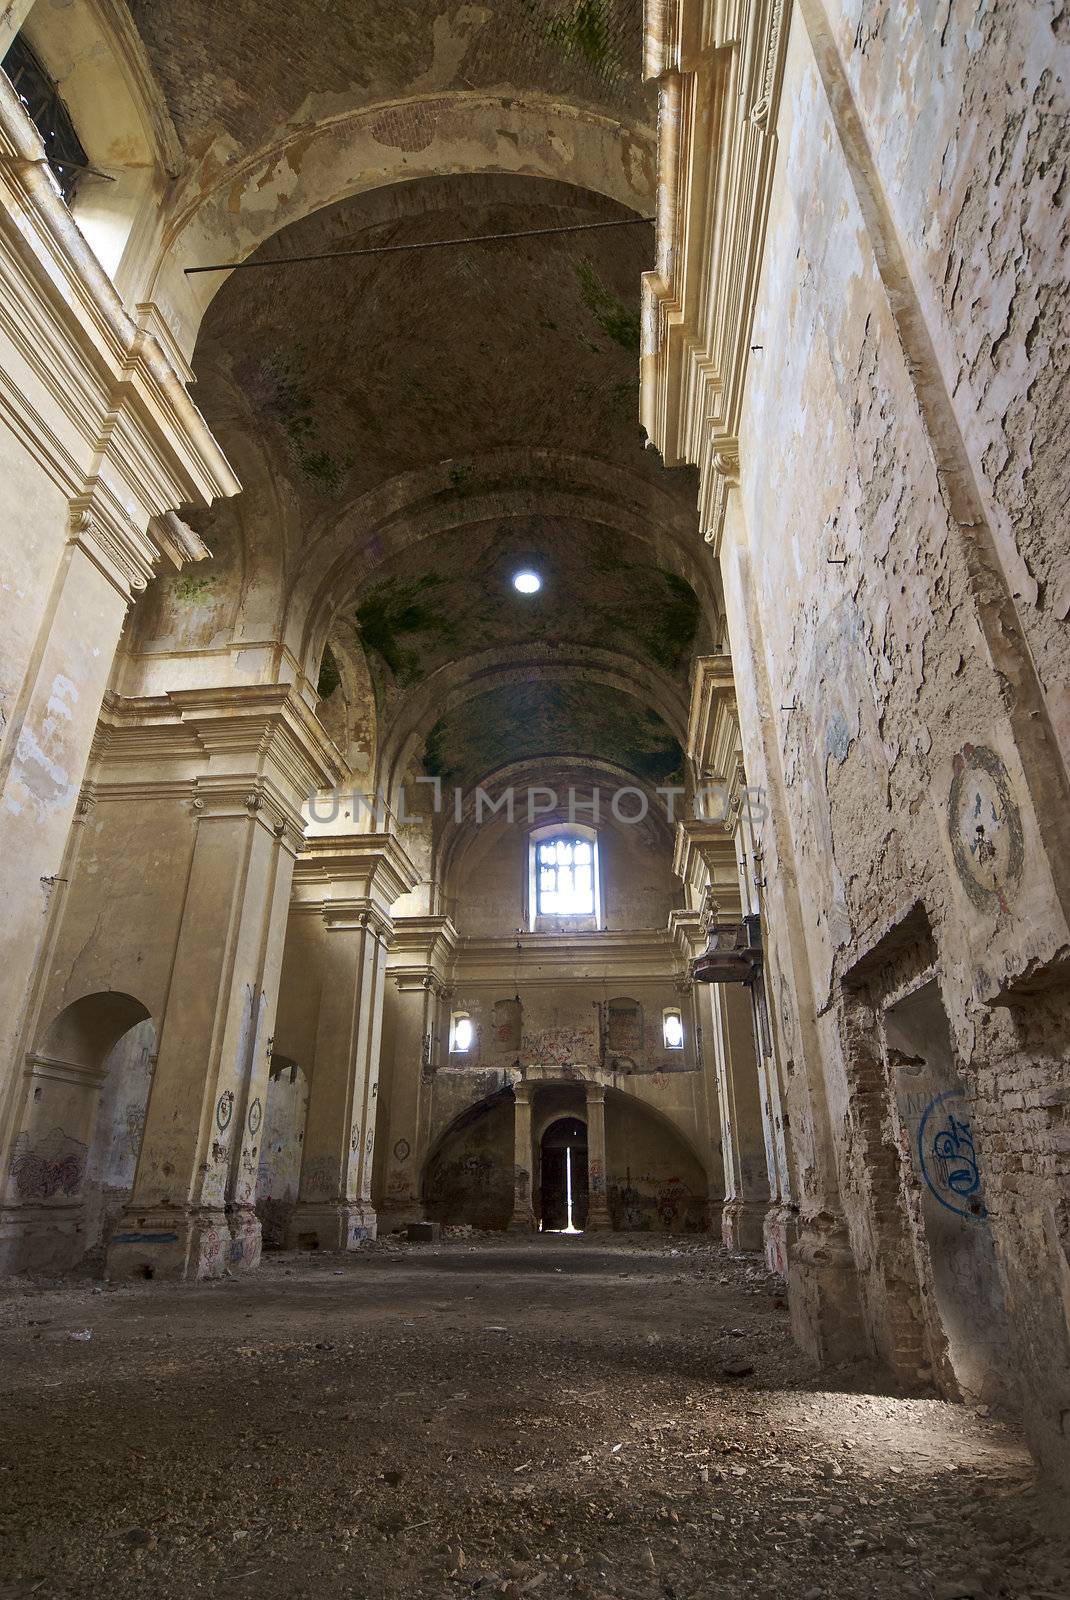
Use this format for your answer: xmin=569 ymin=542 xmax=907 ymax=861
xmin=321 ymin=898 xmax=395 ymax=945
xmin=91 ymin=686 xmax=347 ymax=840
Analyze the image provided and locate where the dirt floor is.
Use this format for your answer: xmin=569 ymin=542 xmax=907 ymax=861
xmin=0 ymin=1235 xmax=1067 ymax=1600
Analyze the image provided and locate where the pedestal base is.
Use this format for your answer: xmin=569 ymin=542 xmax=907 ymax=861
xmin=286 ymin=1200 xmax=377 ymax=1252
xmin=508 ymin=1204 xmax=536 ymax=1232
xmin=787 ymin=1213 xmax=869 ymax=1365
xmin=0 ymin=1201 xmax=88 ymax=1275
xmin=105 ymin=1206 xmax=244 ymax=1282
xmin=585 ymin=1200 xmax=612 ymax=1231
xmin=763 ymin=1201 xmax=798 ymax=1279
xmin=226 ymin=1204 xmax=263 ymax=1274
xmin=721 ymin=1197 xmax=766 ymax=1253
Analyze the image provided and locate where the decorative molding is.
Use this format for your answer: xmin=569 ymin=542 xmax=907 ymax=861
xmin=702 ymin=438 xmax=741 ymax=550
xmin=456 ymin=927 xmax=678 ymax=985
xmin=293 ymin=833 xmax=420 ymax=921
xmin=674 ymin=818 xmax=745 ymax=919
xmin=387 ymin=916 xmax=460 ymax=983
xmin=686 ymin=654 xmax=741 ymax=781
xmin=641 ymin=0 xmax=791 ymax=547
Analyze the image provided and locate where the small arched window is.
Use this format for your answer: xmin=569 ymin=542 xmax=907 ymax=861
xmin=449 ymin=1012 xmax=473 ymax=1054
xmin=663 ymin=1008 xmax=685 ymax=1050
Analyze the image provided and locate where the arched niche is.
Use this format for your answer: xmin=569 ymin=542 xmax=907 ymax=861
xmin=604 ymin=1090 xmax=708 ymax=1234
xmin=421 ymin=1089 xmax=515 ymax=1231
xmin=3 ymin=990 xmax=155 ymax=1272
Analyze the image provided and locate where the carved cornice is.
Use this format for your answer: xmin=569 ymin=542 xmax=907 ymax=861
xmin=84 ymin=687 xmax=347 ymax=846
xmin=320 ymin=898 xmax=396 ymax=944
xmin=674 ymin=818 xmax=745 ymax=918
xmin=641 ymin=0 xmax=791 ymax=549
xmin=457 ymin=928 xmax=677 ymax=984
xmin=387 ymin=915 xmax=460 ymax=982
xmin=667 ymin=905 xmax=705 ymax=964
xmin=293 ymin=833 xmax=420 ymax=919
xmin=686 ymin=654 xmax=740 ymax=779
xmin=150 ymin=509 xmax=212 ymax=568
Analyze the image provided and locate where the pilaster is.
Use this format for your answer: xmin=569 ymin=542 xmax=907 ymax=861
xmin=584 ymin=1083 xmax=612 ymax=1230
xmin=378 ymin=917 xmax=459 ymax=1225
xmin=102 ymin=691 xmax=340 ymax=1281
xmin=508 ymin=1081 xmax=536 ymax=1232
xmin=284 ymin=834 xmax=420 ymax=1252
xmin=0 ymin=67 xmax=238 ymax=1164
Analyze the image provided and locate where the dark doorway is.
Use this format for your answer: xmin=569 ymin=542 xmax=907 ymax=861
xmin=540 ymin=1118 xmax=588 ymax=1232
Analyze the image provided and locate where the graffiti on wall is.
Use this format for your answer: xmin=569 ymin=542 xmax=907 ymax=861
xmin=918 ymin=1090 xmax=987 ymax=1221
xmin=9 ymin=1127 xmax=87 ymax=1200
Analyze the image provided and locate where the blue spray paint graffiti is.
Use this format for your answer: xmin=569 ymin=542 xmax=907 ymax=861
xmin=917 ymin=1090 xmax=987 ymax=1221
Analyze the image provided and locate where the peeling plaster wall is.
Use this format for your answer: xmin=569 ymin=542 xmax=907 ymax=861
xmin=605 ymin=1094 xmax=708 ymax=1233
xmin=422 ymin=1093 xmax=515 ymax=1231
xmin=830 ymin=0 xmax=1070 ymax=755
xmin=31 ymin=798 xmax=198 ymax=1037
xmin=723 ymin=5 xmax=1070 ymax=1483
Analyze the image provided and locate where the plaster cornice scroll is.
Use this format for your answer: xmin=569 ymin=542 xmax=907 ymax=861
xmin=68 ymin=499 xmax=156 ymax=598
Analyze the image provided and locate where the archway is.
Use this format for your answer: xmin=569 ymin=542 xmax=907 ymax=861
xmin=540 ymin=1116 xmax=588 ymax=1233
xmin=2 ymin=991 xmax=154 ymax=1273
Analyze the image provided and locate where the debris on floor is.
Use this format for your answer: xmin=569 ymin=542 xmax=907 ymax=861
xmin=0 ymin=1237 xmax=1066 ymax=1599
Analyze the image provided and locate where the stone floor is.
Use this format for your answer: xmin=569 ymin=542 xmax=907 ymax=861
xmin=0 ymin=1235 xmax=1066 ymax=1599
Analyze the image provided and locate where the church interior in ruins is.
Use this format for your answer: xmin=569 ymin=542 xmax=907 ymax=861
xmin=0 ymin=0 xmax=1068 ymax=1594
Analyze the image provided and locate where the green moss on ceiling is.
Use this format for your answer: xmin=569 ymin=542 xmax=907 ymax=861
xmin=173 ymin=572 xmax=215 ymax=603
xmin=355 ymin=575 xmax=456 ymax=690
xmin=421 ymin=679 xmax=682 ymax=787
xmin=248 ymin=352 xmax=351 ymax=497
xmin=575 ymin=259 xmax=640 ymax=354
xmin=524 ymin=0 xmax=621 ymax=77
xmin=586 ymin=536 xmax=701 ymax=672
